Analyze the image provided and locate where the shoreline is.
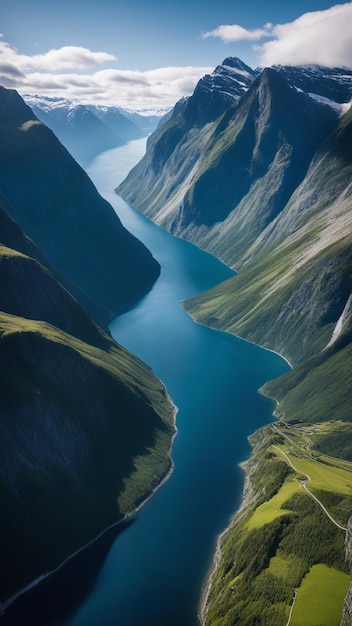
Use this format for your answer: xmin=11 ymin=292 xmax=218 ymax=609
xmin=181 ymin=302 xmax=293 ymax=370
xmin=1 ymin=390 xmax=178 ymax=619
xmin=181 ymin=303 xmax=291 ymax=625
xmin=198 ymin=461 xmax=250 ymax=624
xmin=197 ymin=433 xmax=263 ymax=624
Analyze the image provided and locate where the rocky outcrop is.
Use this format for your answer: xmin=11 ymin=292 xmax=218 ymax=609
xmin=341 ymin=517 xmax=352 ymax=626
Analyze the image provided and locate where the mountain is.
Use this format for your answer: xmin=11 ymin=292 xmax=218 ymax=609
xmin=23 ymin=95 xmax=157 ymax=165
xmin=116 ymin=63 xmax=350 ymax=268
xmin=115 ymin=57 xmax=258 ymax=219
xmin=0 ymin=200 xmax=175 ymax=603
xmin=116 ymin=60 xmax=352 ymax=382
xmin=116 ymin=59 xmax=352 ymax=625
xmin=116 ymin=59 xmax=256 ymax=217
xmin=117 ymin=107 xmax=164 ymax=134
xmin=89 ymin=104 xmax=159 ymax=140
xmin=0 ymin=86 xmax=160 ymax=326
xmin=184 ymin=101 xmax=352 ymax=416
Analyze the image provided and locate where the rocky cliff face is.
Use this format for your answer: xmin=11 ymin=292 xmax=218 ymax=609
xmin=341 ymin=516 xmax=352 ymax=626
xmin=0 ymin=86 xmax=160 ymax=326
xmin=117 ymin=62 xmax=349 ymax=270
xmin=115 ymin=58 xmax=258 ymax=226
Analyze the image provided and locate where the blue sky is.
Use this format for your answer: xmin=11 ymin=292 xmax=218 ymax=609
xmin=1 ymin=0 xmax=352 ymax=110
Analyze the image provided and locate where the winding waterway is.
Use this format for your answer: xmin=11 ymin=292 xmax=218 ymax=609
xmin=2 ymin=139 xmax=290 ymax=626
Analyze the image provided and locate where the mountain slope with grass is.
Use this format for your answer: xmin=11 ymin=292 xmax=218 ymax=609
xmin=184 ymin=105 xmax=352 ymax=426
xmin=201 ymin=423 xmax=352 ymax=626
xmin=0 ymin=201 xmax=175 ymax=605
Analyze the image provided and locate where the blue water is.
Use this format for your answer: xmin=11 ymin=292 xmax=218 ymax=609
xmin=60 ymin=139 xmax=289 ymax=626
xmin=2 ymin=140 xmax=289 ymax=626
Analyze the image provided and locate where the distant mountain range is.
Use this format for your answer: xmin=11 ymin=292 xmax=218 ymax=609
xmin=116 ymin=57 xmax=352 ymax=624
xmin=0 ymin=86 xmax=174 ymax=604
xmin=23 ymin=94 xmax=162 ymax=165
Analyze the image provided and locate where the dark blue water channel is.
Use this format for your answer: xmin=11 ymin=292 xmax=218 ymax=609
xmin=3 ymin=140 xmax=290 ymax=626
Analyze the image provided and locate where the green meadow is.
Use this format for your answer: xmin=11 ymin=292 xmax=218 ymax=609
xmin=290 ymin=564 xmax=350 ymax=626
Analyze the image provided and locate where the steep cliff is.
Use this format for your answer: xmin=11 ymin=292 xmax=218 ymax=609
xmin=0 ymin=86 xmax=160 ymax=326
xmin=115 ymin=58 xmax=258 ymax=226
xmin=116 ymin=62 xmax=350 ymax=270
xmin=341 ymin=516 xmax=352 ymax=626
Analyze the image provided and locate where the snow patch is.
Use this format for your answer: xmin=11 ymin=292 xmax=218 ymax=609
xmin=308 ymin=92 xmax=350 ymax=114
xmin=325 ymin=294 xmax=352 ymax=349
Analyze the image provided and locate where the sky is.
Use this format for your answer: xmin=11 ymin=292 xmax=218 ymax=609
xmin=1 ymin=0 xmax=352 ymax=112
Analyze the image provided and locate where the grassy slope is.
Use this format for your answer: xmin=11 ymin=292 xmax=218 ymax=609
xmin=290 ymin=565 xmax=350 ymax=626
xmin=203 ymin=423 xmax=352 ymax=626
xmin=0 ymin=307 xmax=175 ymax=601
xmin=0 ymin=212 xmax=175 ymax=601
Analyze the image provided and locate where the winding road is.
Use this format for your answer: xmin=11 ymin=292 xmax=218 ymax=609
xmin=271 ymin=424 xmax=348 ymax=625
xmin=272 ymin=425 xmax=347 ymax=532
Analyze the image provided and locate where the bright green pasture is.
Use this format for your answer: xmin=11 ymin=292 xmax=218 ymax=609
xmin=286 ymin=454 xmax=352 ymax=496
xmin=290 ymin=564 xmax=350 ymax=626
xmin=247 ymin=478 xmax=299 ymax=530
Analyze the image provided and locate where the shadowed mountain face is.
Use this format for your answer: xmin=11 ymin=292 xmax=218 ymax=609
xmin=0 ymin=87 xmax=160 ymax=325
xmin=115 ymin=58 xmax=258 ymax=227
xmin=0 ymin=201 xmax=174 ymax=603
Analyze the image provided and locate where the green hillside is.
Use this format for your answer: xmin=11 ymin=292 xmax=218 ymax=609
xmin=0 ymin=175 xmax=174 ymax=602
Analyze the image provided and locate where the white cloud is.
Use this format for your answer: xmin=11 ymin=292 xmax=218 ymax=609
xmin=202 ymin=24 xmax=272 ymax=43
xmin=202 ymin=4 xmax=352 ymax=69
xmin=27 ymin=46 xmax=117 ymax=71
xmin=0 ymin=37 xmax=212 ymax=110
xmin=259 ymin=3 xmax=352 ymax=68
xmin=0 ymin=40 xmax=116 ymax=73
